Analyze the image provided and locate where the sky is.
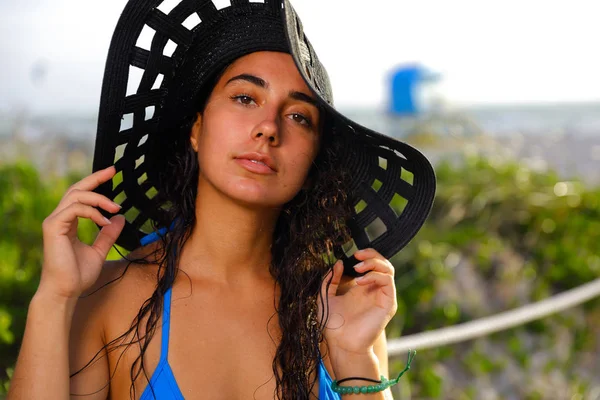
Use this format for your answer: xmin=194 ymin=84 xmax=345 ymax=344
xmin=1 ymin=0 xmax=599 ymax=115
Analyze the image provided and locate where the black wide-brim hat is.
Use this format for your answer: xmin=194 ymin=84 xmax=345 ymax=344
xmin=92 ymin=0 xmax=436 ymax=273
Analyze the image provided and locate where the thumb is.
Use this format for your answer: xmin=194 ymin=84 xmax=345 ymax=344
xmin=321 ymin=260 xmax=344 ymax=299
xmin=92 ymin=214 xmax=126 ymax=258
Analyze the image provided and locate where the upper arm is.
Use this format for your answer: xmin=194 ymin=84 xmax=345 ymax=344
xmin=68 ymin=267 xmax=117 ymax=399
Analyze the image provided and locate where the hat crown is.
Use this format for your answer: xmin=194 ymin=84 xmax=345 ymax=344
xmin=282 ymin=0 xmax=334 ymax=105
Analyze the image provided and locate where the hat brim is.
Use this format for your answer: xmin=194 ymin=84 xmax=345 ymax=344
xmin=92 ymin=0 xmax=436 ymax=273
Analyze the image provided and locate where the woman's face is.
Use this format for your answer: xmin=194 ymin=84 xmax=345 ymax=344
xmin=190 ymin=51 xmax=321 ymax=208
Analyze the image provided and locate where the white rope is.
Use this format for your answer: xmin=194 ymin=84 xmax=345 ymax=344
xmin=388 ymin=277 xmax=600 ymax=357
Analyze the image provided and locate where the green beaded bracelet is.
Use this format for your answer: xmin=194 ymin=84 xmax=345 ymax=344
xmin=331 ymin=350 xmax=416 ymax=396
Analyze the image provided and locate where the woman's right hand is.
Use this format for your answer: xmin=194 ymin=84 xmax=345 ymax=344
xmin=38 ymin=166 xmax=126 ymax=301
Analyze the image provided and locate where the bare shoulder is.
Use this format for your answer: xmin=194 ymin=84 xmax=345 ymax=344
xmin=71 ymin=245 xmax=161 ymax=336
xmin=78 ymin=246 xmax=163 ymax=330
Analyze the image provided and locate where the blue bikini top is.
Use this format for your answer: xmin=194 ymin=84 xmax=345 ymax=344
xmin=138 ymin=231 xmax=340 ymax=399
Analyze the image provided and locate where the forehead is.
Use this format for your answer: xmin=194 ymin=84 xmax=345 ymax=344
xmin=220 ymin=51 xmax=311 ymax=91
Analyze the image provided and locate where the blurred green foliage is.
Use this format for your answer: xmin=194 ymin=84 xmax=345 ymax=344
xmin=387 ymin=155 xmax=600 ymax=398
xmin=0 ymin=155 xmax=599 ymax=398
xmin=0 ymin=162 xmax=66 ymax=394
xmin=0 ymin=163 xmax=123 ymax=394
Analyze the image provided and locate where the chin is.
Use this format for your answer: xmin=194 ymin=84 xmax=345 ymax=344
xmin=222 ymin=179 xmax=299 ymax=208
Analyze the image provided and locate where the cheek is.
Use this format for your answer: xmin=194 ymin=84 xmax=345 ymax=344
xmin=285 ymin=139 xmax=320 ymax=183
xmin=195 ymin=117 xmax=239 ymax=166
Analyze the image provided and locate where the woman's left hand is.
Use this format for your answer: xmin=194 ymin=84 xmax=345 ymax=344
xmin=319 ymin=248 xmax=397 ymax=354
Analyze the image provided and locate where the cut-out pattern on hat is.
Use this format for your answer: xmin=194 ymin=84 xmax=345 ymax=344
xmin=138 ymin=172 xmax=148 ymax=185
xmin=126 ymin=66 xmax=144 ymax=97
xmin=136 ymin=25 xmax=156 ymax=51
xmin=138 ymin=134 xmax=149 ymax=146
xmin=152 ymin=74 xmax=164 ymax=90
xmin=391 ymin=147 xmax=408 ymax=160
xmin=391 ymin=192 xmax=408 ymax=217
xmin=158 ymin=0 xmax=181 ymax=14
xmin=114 ymin=144 xmax=127 ymax=164
xmin=182 ymin=13 xmax=202 ymax=30
xmin=354 ymin=199 xmax=367 ymax=214
xmin=365 ymin=217 xmax=387 ymax=242
xmin=145 ymin=106 xmax=155 ymax=121
xmin=342 ymin=238 xmax=359 ymax=258
xmin=125 ymin=206 xmax=141 ymax=222
xmin=120 ymin=114 xmax=134 ymax=132
xmin=378 ymin=156 xmax=387 ymax=170
xmin=146 ymin=187 xmax=159 ymax=200
xmin=212 ymin=0 xmax=231 ymax=10
xmin=163 ymin=39 xmax=178 ymax=57
xmin=114 ymin=190 xmax=127 ymax=205
xmin=401 ymin=168 xmax=414 ymax=185
xmin=371 ymin=178 xmax=383 ymax=192
xmin=113 ymin=170 xmax=124 ymax=191
xmin=135 ymin=155 xmax=145 ymax=169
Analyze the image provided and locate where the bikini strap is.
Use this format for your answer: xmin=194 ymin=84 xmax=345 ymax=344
xmin=160 ymin=286 xmax=173 ymax=363
xmin=140 ymin=226 xmax=169 ymax=247
xmin=139 ymin=229 xmax=175 ymax=363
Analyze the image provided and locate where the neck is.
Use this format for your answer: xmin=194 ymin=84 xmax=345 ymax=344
xmin=178 ymin=180 xmax=281 ymax=285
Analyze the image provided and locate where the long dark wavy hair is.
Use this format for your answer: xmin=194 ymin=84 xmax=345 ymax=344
xmin=72 ymin=63 xmax=354 ymax=399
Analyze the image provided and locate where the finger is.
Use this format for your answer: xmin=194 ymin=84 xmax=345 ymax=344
xmin=355 ymin=271 xmax=395 ymax=291
xmin=65 ymin=166 xmax=116 ymax=195
xmin=354 ymin=248 xmax=387 ymax=262
xmin=353 ymin=257 xmax=394 ymax=277
xmin=54 ymin=190 xmax=121 ymax=216
xmin=92 ymin=215 xmax=126 ymax=259
xmin=356 ymin=271 xmax=397 ymax=311
xmin=50 ymin=203 xmax=113 ymax=232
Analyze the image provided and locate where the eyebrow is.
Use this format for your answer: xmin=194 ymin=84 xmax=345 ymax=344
xmin=289 ymin=91 xmax=318 ymax=108
xmin=225 ymin=73 xmax=318 ymax=108
xmin=226 ymin=74 xmax=267 ymax=88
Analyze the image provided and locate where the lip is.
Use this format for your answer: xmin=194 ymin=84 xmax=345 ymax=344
xmin=234 ymin=152 xmax=277 ymax=174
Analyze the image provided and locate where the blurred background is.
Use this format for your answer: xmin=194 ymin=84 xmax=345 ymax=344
xmin=1 ymin=0 xmax=599 ymax=398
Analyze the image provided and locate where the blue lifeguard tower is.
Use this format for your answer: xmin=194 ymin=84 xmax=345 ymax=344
xmin=389 ymin=65 xmax=440 ymax=116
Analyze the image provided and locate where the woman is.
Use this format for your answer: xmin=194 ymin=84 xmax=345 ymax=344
xmin=8 ymin=1 xmax=435 ymax=399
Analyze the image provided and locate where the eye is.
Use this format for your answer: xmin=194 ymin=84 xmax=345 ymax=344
xmin=231 ymin=94 xmax=256 ymax=106
xmin=289 ymin=113 xmax=313 ymax=128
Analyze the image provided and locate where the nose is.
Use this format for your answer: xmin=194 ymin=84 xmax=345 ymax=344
xmin=251 ymin=116 xmax=280 ymax=146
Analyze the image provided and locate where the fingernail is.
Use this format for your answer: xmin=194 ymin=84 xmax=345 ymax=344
xmin=353 ymin=262 xmax=364 ymax=270
xmin=355 ymin=276 xmax=364 ymax=281
xmin=103 ymin=217 xmax=112 ymax=225
xmin=112 ymin=201 xmax=122 ymax=209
